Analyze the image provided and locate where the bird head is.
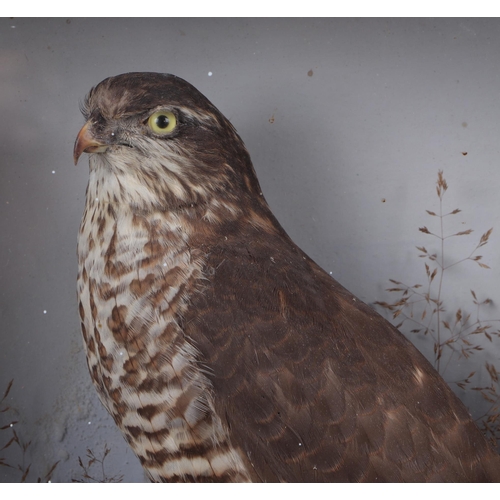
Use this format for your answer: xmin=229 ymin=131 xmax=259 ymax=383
xmin=74 ymin=72 xmax=264 ymax=212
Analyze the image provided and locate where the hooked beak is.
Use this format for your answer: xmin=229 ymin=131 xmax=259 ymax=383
xmin=73 ymin=122 xmax=109 ymax=165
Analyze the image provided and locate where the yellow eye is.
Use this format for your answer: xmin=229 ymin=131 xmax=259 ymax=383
xmin=147 ymin=110 xmax=177 ymax=135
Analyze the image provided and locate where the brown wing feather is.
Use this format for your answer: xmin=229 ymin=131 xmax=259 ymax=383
xmin=186 ymin=215 xmax=500 ymax=482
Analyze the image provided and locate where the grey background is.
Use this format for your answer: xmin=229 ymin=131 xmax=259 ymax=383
xmin=1 ymin=18 xmax=500 ymax=482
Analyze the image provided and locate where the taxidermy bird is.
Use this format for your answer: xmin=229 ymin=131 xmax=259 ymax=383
xmin=74 ymin=72 xmax=500 ymax=482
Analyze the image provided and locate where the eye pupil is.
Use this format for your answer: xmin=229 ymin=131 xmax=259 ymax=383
xmin=155 ymin=115 xmax=170 ymax=129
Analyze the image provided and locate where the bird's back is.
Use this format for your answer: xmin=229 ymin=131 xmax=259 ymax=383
xmin=185 ymin=215 xmax=500 ymax=482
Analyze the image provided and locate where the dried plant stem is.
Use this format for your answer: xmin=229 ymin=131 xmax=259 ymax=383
xmin=375 ymin=170 xmax=500 ymax=449
xmin=72 ymin=445 xmax=123 ymax=483
xmin=0 ymin=380 xmax=58 ymax=482
xmin=435 ymin=193 xmax=445 ymax=372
